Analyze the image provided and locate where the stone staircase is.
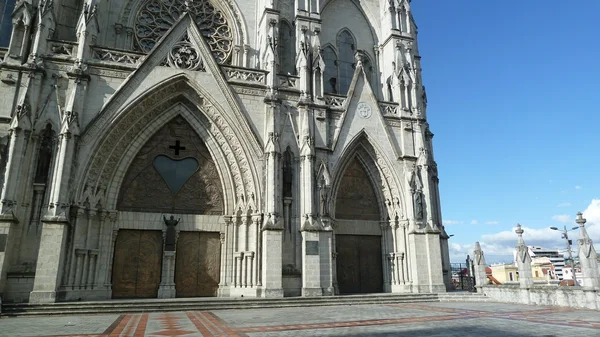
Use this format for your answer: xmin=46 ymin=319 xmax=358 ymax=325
xmin=437 ymin=292 xmax=492 ymax=302
xmin=1 ymin=293 xmax=444 ymax=317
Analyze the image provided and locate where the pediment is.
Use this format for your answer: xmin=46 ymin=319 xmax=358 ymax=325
xmin=331 ymin=64 xmax=400 ymax=160
xmin=80 ymin=13 xmax=261 ymax=156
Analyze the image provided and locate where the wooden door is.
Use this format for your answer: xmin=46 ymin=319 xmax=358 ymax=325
xmin=112 ymin=230 xmax=163 ymax=298
xmin=175 ymin=231 xmax=221 ymax=297
xmin=336 ymin=234 xmax=383 ymax=294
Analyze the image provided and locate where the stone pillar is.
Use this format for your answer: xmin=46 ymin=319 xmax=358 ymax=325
xmin=0 ymin=214 xmax=18 ymax=297
xmin=158 ymin=251 xmax=176 ymax=298
xmin=473 ymin=242 xmax=488 ymax=292
xmin=515 ymin=224 xmax=533 ymax=289
xmin=575 ymin=212 xmax=599 ymax=289
xmin=261 ymin=215 xmax=283 ymax=298
xmin=29 ymin=221 xmax=69 ymax=303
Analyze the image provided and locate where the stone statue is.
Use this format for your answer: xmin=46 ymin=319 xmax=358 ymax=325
xmin=163 ymin=215 xmax=180 ymax=251
xmin=413 ymin=191 xmax=424 ymax=220
xmin=318 ymin=179 xmax=330 ymax=217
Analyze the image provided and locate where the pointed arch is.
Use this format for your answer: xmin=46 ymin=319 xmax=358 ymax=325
xmin=331 ymin=130 xmax=406 ymax=220
xmin=278 ymin=19 xmax=295 ymax=75
xmin=76 ymin=75 xmax=261 ymax=214
xmin=0 ymin=0 xmax=17 ymax=47
xmin=336 ymin=29 xmax=356 ymax=95
xmin=322 ymin=44 xmax=338 ymax=94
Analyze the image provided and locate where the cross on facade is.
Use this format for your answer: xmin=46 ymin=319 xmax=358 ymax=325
xmin=169 ymin=140 xmax=186 ymax=155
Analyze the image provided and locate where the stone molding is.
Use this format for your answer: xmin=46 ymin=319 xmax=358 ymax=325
xmin=79 ymin=78 xmax=260 ymax=214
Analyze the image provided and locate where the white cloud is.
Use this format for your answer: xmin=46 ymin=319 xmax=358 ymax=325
xmin=484 ymin=221 xmax=500 ymax=225
xmin=471 ymin=220 xmax=478 ymax=225
xmin=443 ymin=220 xmax=462 ymax=225
xmin=552 ymin=214 xmax=572 ymax=224
xmin=575 ymin=185 xmax=582 ymax=189
xmin=556 ymin=202 xmax=572 ymax=208
xmin=449 ymin=200 xmax=600 ymax=264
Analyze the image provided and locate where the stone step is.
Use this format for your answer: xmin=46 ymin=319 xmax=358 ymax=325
xmin=1 ymin=293 xmax=440 ymax=316
xmin=437 ymin=292 xmax=493 ymax=302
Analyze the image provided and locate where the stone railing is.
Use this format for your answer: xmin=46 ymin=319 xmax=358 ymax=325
xmin=278 ymin=74 xmax=299 ymax=90
xmin=473 ymin=214 xmax=600 ymax=310
xmin=48 ymin=40 xmax=78 ymax=58
xmin=222 ymin=66 xmax=266 ymax=86
xmin=379 ymin=101 xmax=400 ymax=117
xmin=323 ymin=94 xmax=346 ymax=109
xmin=92 ymin=46 xmax=144 ymax=65
xmin=480 ymin=284 xmax=599 ymax=310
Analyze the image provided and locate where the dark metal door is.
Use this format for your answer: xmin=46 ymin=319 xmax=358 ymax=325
xmin=175 ymin=231 xmax=221 ymax=297
xmin=336 ymin=234 xmax=383 ymax=294
xmin=112 ymin=230 xmax=163 ymax=298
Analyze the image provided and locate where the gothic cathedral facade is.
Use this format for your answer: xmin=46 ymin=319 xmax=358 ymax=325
xmin=0 ymin=0 xmax=451 ymax=303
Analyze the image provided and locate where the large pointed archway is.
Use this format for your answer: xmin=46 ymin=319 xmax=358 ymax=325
xmin=111 ymin=115 xmax=225 ymax=298
xmin=329 ymin=130 xmax=406 ymax=294
xmin=333 ymin=155 xmax=383 ymax=294
xmin=73 ymin=76 xmax=262 ymax=299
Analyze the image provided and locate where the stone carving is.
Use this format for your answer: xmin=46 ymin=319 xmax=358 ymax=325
xmin=162 ymin=36 xmax=205 ymax=71
xmin=92 ymin=47 xmax=143 ymax=65
xmin=84 ymin=80 xmax=257 ymax=208
xmin=134 ymin=0 xmax=233 ymax=64
xmin=223 ymin=68 xmax=265 ymax=84
xmin=318 ymin=177 xmax=330 ymax=217
xmin=324 ymin=94 xmax=345 ymax=109
xmin=163 ymin=215 xmax=180 ymax=251
xmin=413 ymin=190 xmax=424 ymax=220
xmin=379 ymin=102 xmax=399 ymax=116
xmin=357 ymin=102 xmax=372 ymax=119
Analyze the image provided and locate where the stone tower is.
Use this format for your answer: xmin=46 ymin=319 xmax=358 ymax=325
xmin=0 ymin=0 xmax=451 ymax=303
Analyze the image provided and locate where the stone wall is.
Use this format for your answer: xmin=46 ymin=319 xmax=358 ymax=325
xmin=480 ymin=284 xmax=600 ymax=310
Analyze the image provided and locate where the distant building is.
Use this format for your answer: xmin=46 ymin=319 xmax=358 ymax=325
xmin=489 ymin=263 xmax=519 ymax=284
xmin=527 ymin=246 xmax=566 ymax=280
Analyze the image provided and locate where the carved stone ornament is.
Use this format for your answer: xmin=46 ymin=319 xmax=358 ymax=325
xmin=134 ymin=0 xmax=233 ymax=64
xmin=161 ymin=35 xmax=205 ymax=71
xmin=357 ymin=102 xmax=372 ymax=119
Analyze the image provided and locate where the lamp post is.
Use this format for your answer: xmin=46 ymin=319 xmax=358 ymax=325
xmin=550 ymin=225 xmax=579 ymax=286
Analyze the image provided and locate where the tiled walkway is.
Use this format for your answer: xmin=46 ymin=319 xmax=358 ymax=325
xmin=1 ymin=302 xmax=599 ymax=337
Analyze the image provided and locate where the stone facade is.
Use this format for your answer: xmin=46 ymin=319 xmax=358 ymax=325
xmin=0 ymin=0 xmax=450 ymax=303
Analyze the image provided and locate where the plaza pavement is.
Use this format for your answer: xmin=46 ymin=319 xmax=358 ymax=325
xmin=1 ymin=301 xmax=599 ymax=337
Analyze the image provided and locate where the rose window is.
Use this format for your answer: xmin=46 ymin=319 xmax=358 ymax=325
xmin=134 ymin=0 xmax=233 ymax=64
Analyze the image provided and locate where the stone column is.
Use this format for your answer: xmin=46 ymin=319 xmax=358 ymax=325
xmin=473 ymin=242 xmax=488 ymax=292
xmin=515 ymin=224 xmax=533 ymax=289
xmin=575 ymin=212 xmax=599 ymax=289
xmin=261 ymin=214 xmax=283 ymax=298
xmin=0 ymin=214 xmax=18 ymax=297
xmin=29 ymin=221 xmax=70 ymax=303
xmin=158 ymin=251 xmax=176 ymax=298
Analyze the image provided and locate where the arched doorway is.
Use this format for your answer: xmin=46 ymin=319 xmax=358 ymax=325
xmin=334 ymin=156 xmax=383 ymax=294
xmin=111 ymin=115 xmax=224 ymax=298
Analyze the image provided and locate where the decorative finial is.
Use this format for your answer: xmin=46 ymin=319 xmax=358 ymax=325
xmin=576 ymin=212 xmax=586 ymax=227
xmin=515 ymin=223 xmax=524 ymax=236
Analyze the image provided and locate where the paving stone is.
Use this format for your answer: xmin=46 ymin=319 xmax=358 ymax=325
xmin=0 ymin=302 xmax=599 ymax=337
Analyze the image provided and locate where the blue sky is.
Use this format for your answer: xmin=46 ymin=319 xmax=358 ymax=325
xmin=411 ymin=1 xmax=600 ymax=263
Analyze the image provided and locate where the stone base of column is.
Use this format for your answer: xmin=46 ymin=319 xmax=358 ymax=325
xmin=302 ymin=287 xmax=322 ymax=297
xmin=29 ymin=290 xmax=59 ymax=304
xmin=262 ymin=288 xmax=283 ymax=298
xmin=390 ymin=283 xmax=412 ymax=293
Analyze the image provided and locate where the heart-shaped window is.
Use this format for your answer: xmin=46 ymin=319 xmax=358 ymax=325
xmin=153 ymin=155 xmax=200 ymax=195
